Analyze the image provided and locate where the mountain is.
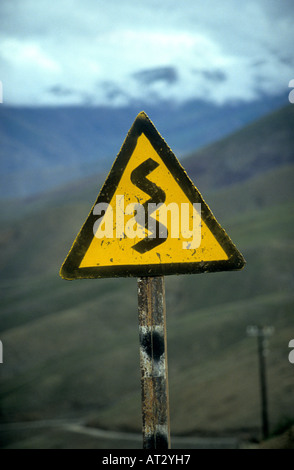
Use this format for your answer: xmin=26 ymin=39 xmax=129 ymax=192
xmin=184 ymin=105 xmax=294 ymax=192
xmin=0 ymin=92 xmax=288 ymax=199
xmin=0 ymin=105 xmax=293 ymax=449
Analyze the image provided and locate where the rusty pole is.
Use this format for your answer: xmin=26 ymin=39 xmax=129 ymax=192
xmin=137 ymin=276 xmax=171 ymax=449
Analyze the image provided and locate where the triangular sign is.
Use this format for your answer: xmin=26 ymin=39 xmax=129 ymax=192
xmin=60 ymin=112 xmax=245 ymax=279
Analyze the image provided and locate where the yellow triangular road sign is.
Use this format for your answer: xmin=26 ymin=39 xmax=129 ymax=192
xmin=60 ymin=112 xmax=245 ymax=279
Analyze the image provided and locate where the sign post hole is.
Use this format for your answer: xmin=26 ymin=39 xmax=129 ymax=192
xmin=137 ymin=276 xmax=171 ymax=449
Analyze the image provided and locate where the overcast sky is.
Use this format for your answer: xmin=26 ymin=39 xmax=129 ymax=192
xmin=0 ymin=0 xmax=293 ymax=106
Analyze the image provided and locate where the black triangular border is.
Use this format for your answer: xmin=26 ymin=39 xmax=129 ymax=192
xmin=60 ymin=112 xmax=245 ymax=279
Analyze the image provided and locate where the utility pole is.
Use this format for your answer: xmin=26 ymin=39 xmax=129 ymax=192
xmin=247 ymin=325 xmax=274 ymax=440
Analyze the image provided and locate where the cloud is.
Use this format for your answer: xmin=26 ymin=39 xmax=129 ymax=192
xmin=0 ymin=0 xmax=293 ymax=106
xmin=193 ymin=69 xmax=227 ymax=83
xmin=1 ymin=39 xmax=59 ymax=72
xmin=133 ymin=67 xmax=179 ymax=85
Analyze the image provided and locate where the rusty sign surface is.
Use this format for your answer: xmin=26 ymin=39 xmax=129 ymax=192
xmin=60 ymin=111 xmax=245 ymax=279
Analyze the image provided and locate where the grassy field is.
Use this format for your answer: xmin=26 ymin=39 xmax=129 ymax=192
xmin=0 ymin=108 xmax=293 ymax=448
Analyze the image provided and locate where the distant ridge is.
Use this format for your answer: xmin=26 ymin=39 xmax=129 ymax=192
xmin=183 ymin=105 xmax=294 ymax=192
xmin=0 ymin=93 xmax=287 ymax=198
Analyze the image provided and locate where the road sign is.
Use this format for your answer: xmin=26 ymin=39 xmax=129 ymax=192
xmin=60 ymin=112 xmax=245 ymax=279
xmin=60 ymin=111 xmax=246 ymax=449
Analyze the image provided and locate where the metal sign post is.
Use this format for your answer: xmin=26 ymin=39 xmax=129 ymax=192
xmin=137 ymin=276 xmax=170 ymax=449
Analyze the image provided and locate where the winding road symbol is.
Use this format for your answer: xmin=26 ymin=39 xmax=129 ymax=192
xmin=131 ymin=158 xmax=167 ymax=254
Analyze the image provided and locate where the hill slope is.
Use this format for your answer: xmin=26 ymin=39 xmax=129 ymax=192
xmin=0 ymin=105 xmax=294 ymax=448
xmin=184 ymin=105 xmax=294 ymax=192
xmin=0 ymin=93 xmax=288 ymax=198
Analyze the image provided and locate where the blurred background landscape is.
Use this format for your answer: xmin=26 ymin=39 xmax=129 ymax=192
xmin=0 ymin=0 xmax=293 ymax=449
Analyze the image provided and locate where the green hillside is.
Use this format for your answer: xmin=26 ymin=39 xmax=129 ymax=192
xmin=0 ymin=106 xmax=294 ymax=449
